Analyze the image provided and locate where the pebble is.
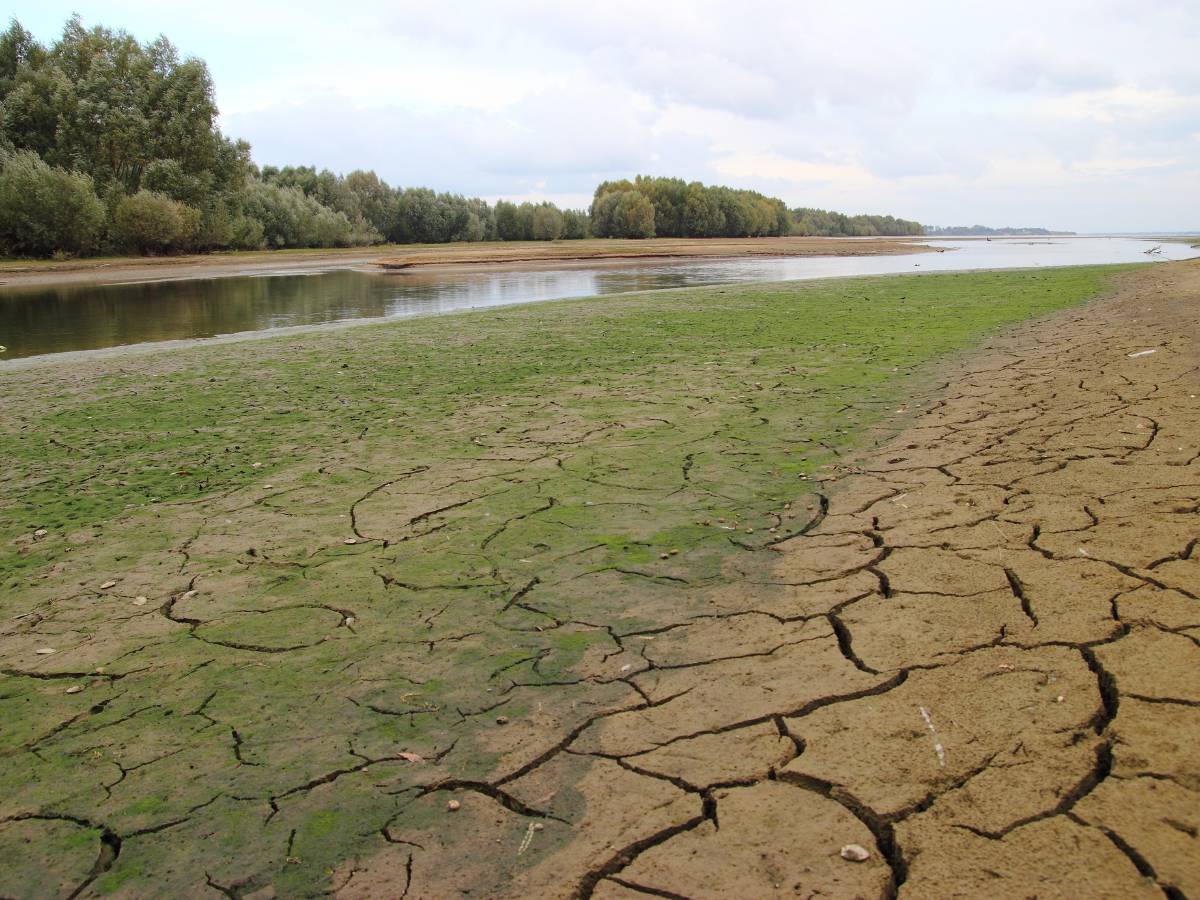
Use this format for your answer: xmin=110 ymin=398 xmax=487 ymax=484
xmin=840 ymin=844 xmax=870 ymax=862
xmin=35 ymin=648 xmax=56 ymax=655
xmin=343 ymin=538 xmax=358 ymax=545
xmin=495 ymin=716 xmax=509 ymax=725
xmin=100 ymin=580 xmax=117 ymax=589
xmin=447 ymin=799 xmax=461 ymax=811
xmin=132 ymin=596 xmax=149 ymax=606
xmin=33 ymin=528 xmax=47 ymax=537
xmin=66 ymin=685 xmax=83 ymax=694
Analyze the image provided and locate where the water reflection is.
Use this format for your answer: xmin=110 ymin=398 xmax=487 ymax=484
xmin=1 ymin=237 xmax=1195 ymax=359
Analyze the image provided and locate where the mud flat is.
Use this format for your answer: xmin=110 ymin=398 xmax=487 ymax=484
xmin=1 ymin=261 xmax=1195 ymax=897
xmin=373 ymin=235 xmax=929 ymax=273
xmin=0 ymin=236 xmax=928 ymax=289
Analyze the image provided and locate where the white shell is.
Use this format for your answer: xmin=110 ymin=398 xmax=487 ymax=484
xmin=840 ymin=843 xmax=870 ymax=862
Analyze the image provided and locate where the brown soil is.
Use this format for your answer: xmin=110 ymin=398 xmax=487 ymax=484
xmin=0 ymin=237 xmax=928 ymax=289
xmin=350 ymin=261 xmax=1199 ymax=898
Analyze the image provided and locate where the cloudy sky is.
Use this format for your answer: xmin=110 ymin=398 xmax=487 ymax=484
xmin=14 ymin=1 xmax=1200 ymax=231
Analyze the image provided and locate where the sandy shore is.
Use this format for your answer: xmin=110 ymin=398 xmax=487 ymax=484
xmin=0 ymin=236 xmax=929 ymax=289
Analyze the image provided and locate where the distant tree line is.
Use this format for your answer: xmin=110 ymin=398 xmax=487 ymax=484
xmin=790 ymin=207 xmax=925 ymax=237
xmin=923 ymin=225 xmax=1074 ymax=236
xmin=0 ymin=17 xmax=928 ymax=258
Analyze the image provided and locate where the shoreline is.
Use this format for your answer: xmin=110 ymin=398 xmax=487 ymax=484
xmin=0 ymin=261 xmax=1102 ymax=370
xmin=0 ymin=236 xmax=930 ymax=289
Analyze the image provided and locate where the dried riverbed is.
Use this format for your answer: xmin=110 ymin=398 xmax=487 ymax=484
xmin=1 ymin=262 xmax=1196 ymax=897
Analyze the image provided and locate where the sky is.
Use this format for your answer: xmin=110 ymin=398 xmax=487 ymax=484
xmin=11 ymin=1 xmax=1200 ymax=231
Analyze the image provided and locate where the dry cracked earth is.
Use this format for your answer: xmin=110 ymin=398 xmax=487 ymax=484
xmin=3 ymin=261 xmax=1198 ymax=899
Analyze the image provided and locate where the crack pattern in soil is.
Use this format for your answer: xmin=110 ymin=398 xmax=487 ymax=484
xmin=1 ymin=263 xmax=1197 ymax=898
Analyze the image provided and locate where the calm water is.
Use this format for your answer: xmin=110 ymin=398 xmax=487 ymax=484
xmin=1 ymin=237 xmax=1195 ymax=360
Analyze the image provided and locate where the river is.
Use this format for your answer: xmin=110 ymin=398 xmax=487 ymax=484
xmin=1 ymin=237 xmax=1195 ymax=360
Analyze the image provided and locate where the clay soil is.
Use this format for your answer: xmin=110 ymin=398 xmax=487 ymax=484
xmin=0 ymin=261 xmax=1196 ymax=898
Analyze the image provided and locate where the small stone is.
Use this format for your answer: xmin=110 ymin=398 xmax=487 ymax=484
xmin=840 ymin=843 xmax=870 ymax=862
xmin=495 ymin=716 xmax=509 ymax=725
xmin=533 ymin=823 xmax=544 ymax=832
xmin=100 ymin=580 xmax=117 ymax=589
xmin=343 ymin=538 xmax=358 ymax=545
xmin=660 ymin=553 xmax=669 ymax=559
xmin=33 ymin=528 xmax=47 ymax=537
xmin=1056 ymin=695 xmax=1065 ymax=703
xmin=65 ymin=685 xmax=83 ymax=694
xmin=447 ymin=799 xmax=461 ymax=811
xmin=745 ymin=528 xmax=754 ymax=534
xmin=35 ymin=648 xmax=56 ymax=655
xmin=669 ymin=549 xmax=680 ymax=556
xmin=132 ymin=596 xmax=149 ymax=606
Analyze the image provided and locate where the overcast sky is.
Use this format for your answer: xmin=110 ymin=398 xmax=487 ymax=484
xmin=13 ymin=1 xmax=1200 ymax=231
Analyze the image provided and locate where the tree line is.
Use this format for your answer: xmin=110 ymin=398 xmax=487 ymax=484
xmin=789 ymin=207 xmax=925 ymax=237
xmin=924 ymin=225 xmax=1073 ymax=236
xmin=0 ymin=17 xmax=927 ymax=258
xmin=590 ymin=176 xmax=792 ymax=239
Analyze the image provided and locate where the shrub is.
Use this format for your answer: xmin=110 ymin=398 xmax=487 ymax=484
xmin=111 ymin=190 xmax=201 ymax=254
xmin=0 ymin=150 xmax=105 ymax=256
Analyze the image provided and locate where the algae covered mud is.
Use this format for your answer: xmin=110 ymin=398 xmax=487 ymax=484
xmin=0 ymin=236 xmax=1194 ymax=359
xmin=0 ymin=263 xmax=1171 ymax=898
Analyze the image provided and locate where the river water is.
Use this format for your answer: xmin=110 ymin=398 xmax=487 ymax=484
xmin=1 ymin=237 xmax=1195 ymax=360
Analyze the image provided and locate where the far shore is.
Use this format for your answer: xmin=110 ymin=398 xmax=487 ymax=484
xmin=0 ymin=235 xmax=931 ymax=289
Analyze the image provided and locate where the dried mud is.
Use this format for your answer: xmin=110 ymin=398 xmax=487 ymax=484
xmin=0 ymin=262 xmax=1196 ymax=898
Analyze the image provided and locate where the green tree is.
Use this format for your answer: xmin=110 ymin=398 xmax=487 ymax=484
xmin=0 ymin=149 xmax=105 ymax=256
xmin=609 ymin=190 xmax=657 ymax=240
xmin=111 ymin=189 xmax=200 ymax=253
xmin=682 ymin=184 xmax=724 ymax=237
xmin=530 ymin=203 xmax=564 ymax=240
xmin=561 ymin=208 xmax=590 ymax=239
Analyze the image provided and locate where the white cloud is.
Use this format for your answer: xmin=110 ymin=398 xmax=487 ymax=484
xmin=1033 ymin=87 xmax=1194 ymax=123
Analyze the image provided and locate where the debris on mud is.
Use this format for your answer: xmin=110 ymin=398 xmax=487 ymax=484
xmin=840 ymin=844 xmax=871 ymax=862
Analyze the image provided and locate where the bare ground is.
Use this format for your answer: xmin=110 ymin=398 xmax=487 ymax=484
xmin=493 ymin=261 xmax=1199 ymax=899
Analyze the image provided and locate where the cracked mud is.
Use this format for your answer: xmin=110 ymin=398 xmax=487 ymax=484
xmin=1 ymin=262 xmax=1197 ymax=898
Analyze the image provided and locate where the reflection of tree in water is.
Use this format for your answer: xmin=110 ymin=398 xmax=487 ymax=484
xmin=0 ymin=273 xmax=398 ymax=357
